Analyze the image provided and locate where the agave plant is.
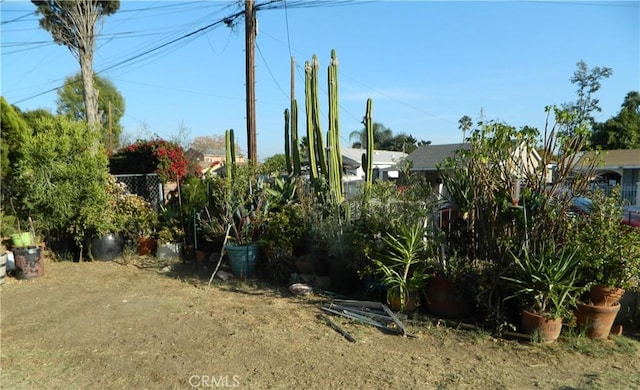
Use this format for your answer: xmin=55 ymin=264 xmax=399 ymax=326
xmin=502 ymin=242 xmax=583 ymax=319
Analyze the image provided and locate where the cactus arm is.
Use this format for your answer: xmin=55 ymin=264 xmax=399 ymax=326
xmin=364 ymin=98 xmax=374 ymax=195
xmin=284 ymin=108 xmax=292 ymax=175
xmin=305 ymin=60 xmax=318 ymax=181
xmin=311 ymin=55 xmax=328 ymax=179
xmin=291 ymin=99 xmax=301 ymax=176
xmin=225 ymin=129 xmax=234 ymax=182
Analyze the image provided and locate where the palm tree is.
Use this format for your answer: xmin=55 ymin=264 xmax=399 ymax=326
xmin=458 ymin=115 xmax=472 ymax=143
xmin=349 ymin=122 xmax=393 ymax=149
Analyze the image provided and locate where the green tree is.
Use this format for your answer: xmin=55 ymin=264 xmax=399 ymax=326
xmin=349 ymin=122 xmax=393 ymax=149
xmin=591 ymin=91 xmax=640 ymax=149
xmin=562 ymin=60 xmax=613 ymax=138
xmin=383 ymin=133 xmax=419 ymax=153
xmin=260 ymin=154 xmax=287 ymax=176
xmin=33 ymin=0 xmax=120 ymax=128
xmin=57 ymin=73 xmax=125 ymax=149
xmin=349 ymin=122 xmax=424 ymax=152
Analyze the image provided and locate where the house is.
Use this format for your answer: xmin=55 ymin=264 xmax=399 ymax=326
xmin=340 ymin=148 xmax=407 ymax=181
xmin=339 ymin=148 xmax=407 ymax=196
xmin=185 ymin=148 xmax=244 ymax=177
xmin=405 ymin=143 xmax=470 ymax=184
xmin=577 ymin=148 xmax=640 ymax=205
xmin=406 ymin=142 xmax=549 ymax=198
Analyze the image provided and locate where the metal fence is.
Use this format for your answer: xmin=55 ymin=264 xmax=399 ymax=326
xmin=113 ymin=173 xmax=164 ymax=211
xmin=593 ymin=183 xmax=639 ymax=206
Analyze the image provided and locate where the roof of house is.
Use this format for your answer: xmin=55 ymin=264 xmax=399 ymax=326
xmin=579 ymin=149 xmax=640 ymax=169
xmin=202 ymin=148 xmax=226 ymax=157
xmin=406 ymin=143 xmax=471 ymax=171
xmin=341 ymin=148 xmax=407 ymax=169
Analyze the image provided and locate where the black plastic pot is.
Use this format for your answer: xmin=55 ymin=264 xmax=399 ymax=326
xmin=89 ymin=233 xmax=124 ymax=261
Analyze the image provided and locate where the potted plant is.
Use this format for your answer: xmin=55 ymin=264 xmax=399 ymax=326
xmin=121 ymin=194 xmax=159 ymax=255
xmin=155 ymin=221 xmax=185 ymax=260
xmin=424 ymin=251 xmax=477 ymax=320
xmin=261 ymin=202 xmax=307 ymax=281
xmin=370 ymin=222 xmax=433 ymax=313
xmin=501 ymin=242 xmax=582 ymax=343
xmin=76 ymin=176 xmax=132 ymax=261
xmin=567 ymin=187 xmax=640 ymax=305
xmin=218 ymin=166 xmax=269 ymax=278
xmin=565 ymin=187 xmax=640 ymax=338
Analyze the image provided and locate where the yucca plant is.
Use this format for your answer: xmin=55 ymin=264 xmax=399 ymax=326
xmin=370 ymin=222 xmax=433 ymax=311
xmin=502 ymin=242 xmax=583 ymax=319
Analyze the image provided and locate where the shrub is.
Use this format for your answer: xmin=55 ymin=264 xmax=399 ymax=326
xmin=10 ymin=116 xmax=110 ymax=246
xmin=110 ymin=138 xmax=188 ymax=183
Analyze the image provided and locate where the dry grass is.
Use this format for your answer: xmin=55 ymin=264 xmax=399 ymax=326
xmin=1 ymin=253 xmax=639 ymax=389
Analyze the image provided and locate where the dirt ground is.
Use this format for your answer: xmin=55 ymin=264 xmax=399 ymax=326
xmin=2 ymin=252 xmax=640 ymax=390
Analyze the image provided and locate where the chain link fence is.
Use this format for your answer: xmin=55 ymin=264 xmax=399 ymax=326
xmin=113 ymin=173 xmax=164 ymax=211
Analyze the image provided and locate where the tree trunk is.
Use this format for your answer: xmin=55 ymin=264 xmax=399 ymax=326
xmin=80 ymin=54 xmax=99 ymax=127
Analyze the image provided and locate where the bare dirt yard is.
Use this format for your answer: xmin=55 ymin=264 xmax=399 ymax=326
xmin=2 ymin=252 xmax=640 ymax=390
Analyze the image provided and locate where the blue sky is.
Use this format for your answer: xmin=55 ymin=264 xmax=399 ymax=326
xmin=2 ymin=0 xmax=639 ymax=160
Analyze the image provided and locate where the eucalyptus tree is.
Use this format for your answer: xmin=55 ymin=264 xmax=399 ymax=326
xmin=562 ymin=60 xmax=613 ymax=138
xmin=33 ymin=0 xmax=120 ymax=128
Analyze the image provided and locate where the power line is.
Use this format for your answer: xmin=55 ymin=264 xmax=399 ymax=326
xmin=283 ymin=0 xmax=292 ymax=59
xmin=1 ymin=12 xmax=34 ymax=25
xmin=12 ymin=5 xmax=247 ymax=104
xmin=256 ymin=41 xmax=288 ymax=99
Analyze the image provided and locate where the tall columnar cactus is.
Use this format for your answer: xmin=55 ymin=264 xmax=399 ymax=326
xmin=304 ymin=60 xmax=319 ymax=181
xmin=310 ymin=55 xmax=328 ymax=178
xmin=291 ymin=99 xmax=301 ymax=176
xmin=230 ymin=128 xmax=236 ymax=176
xmin=327 ymin=49 xmax=343 ymax=203
xmin=284 ymin=108 xmax=292 ymax=174
xmin=225 ymin=128 xmax=236 ymax=182
xmin=363 ymin=98 xmax=374 ymax=195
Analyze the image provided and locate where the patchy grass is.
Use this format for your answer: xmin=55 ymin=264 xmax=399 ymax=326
xmin=1 ymin=256 xmax=639 ymax=389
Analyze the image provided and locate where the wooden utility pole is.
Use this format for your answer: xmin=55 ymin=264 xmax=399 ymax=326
xmin=245 ymin=0 xmax=257 ymax=162
xmin=291 ymin=56 xmax=295 ymax=102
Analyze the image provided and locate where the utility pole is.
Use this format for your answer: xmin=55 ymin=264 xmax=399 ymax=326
xmin=245 ymin=0 xmax=257 ymax=162
xmin=108 ymin=100 xmax=113 ymax=154
xmin=291 ymin=56 xmax=295 ymax=102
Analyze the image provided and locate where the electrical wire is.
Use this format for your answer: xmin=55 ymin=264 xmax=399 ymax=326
xmin=1 ymin=12 xmax=34 ymax=25
xmin=283 ymin=0 xmax=292 ymax=59
xmin=256 ymin=41 xmax=288 ymax=99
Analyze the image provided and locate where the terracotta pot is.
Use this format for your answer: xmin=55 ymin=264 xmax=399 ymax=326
xmin=521 ymin=310 xmax=563 ymax=344
xmin=294 ymin=258 xmax=314 ymax=274
xmin=425 ymin=277 xmax=473 ymax=319
xmin=137 ymin=237 xmax=157 ymax=256
xmin=575 ymin=301 xmax=621 ymax=339
xmin=589 ymin=285 xmax=625 ymax=307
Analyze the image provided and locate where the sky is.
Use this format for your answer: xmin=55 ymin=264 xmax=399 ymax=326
xmin=2 ymin=0 xmax=639 ymax=161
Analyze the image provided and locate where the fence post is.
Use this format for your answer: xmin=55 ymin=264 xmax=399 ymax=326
xmin=636 ymin=182 xmax=640 ymax=206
